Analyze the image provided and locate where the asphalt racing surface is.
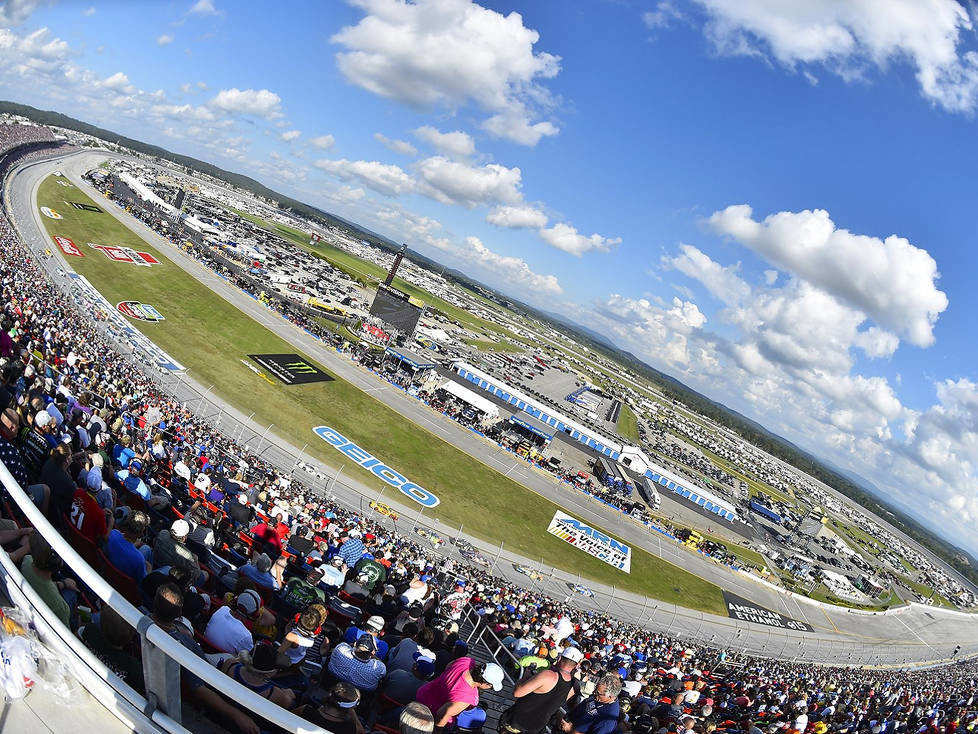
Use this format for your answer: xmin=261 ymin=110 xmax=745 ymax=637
xmin=7 ymin=150 xmax=978 ymax=667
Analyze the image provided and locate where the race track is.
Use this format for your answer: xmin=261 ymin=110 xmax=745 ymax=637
xmin=7 ymin=149 xmax=977 ymax=667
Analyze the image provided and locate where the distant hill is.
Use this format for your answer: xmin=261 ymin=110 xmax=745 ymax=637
xmin=8 ymin=99 xmax=974 ymax=590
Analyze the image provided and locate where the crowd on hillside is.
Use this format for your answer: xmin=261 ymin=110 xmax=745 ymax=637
xmin=1 ymin=131 xmax=978 ymax=734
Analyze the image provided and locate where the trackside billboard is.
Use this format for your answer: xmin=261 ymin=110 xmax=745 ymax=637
xmin=547 ymin=510 xmax=631 ymax=573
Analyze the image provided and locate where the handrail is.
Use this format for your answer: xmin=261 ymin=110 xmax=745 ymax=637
xmin=0 ymin=460 xmax=333 ymax=733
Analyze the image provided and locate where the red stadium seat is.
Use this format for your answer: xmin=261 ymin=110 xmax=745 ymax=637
xmin=63 ymin=514 xmax=100 ymax=569
xmin=97 ymin=549 xmax=143 ymax=606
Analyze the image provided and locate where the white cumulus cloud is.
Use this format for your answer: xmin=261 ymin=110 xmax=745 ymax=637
xmin=279 ymin=129 xmax=301 ymax=142
xmin=689 ymin=0 xmax=978 ymax=113
xmin=464 ymin=236 xmax=562 ymax=295
xmin=314 ymin=158 xmax=417 ymax=198
xmin=210 ymin=87 xmax=282 ymax=119
xmin=412 ymin=125 xmax=475 ymax=158
xmin=709 ymin=204 xmax=948 ymax=347
xmin=309 ymin=134 xmax=335 ymax=150
xmin=374 ymin=132 xmax=416 ymax=156
xmin=332 ymin=0 xmax=561 ymax=145
xmin=415 ymin=156 xmax=523 ymax=208
xmin=157 ymin=34 xmax=174 ymax=46
xmin=486 ymin=204 xmax=548 ymax=229
xmin=538 ymin=222 xmax=621 ymax=256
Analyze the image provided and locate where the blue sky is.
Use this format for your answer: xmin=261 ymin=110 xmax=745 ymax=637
xmin=3 ymin=0 xmax=978 ymax=551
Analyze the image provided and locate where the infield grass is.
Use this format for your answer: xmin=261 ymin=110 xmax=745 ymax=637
xmin=617 ymin=402 xmax=640 ymax=443
xmin=37 ymin=175 xmax=727 ymax=615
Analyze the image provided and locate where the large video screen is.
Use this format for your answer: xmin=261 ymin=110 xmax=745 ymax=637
xmin=369 ymin=285 xmax=423 ymax=334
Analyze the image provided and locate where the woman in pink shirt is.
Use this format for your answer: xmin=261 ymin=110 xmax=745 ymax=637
xmin=415 ymin=657 xmax=505 ymax=731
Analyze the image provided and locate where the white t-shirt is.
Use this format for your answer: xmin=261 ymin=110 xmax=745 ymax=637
xmin=194 ymin=473 xmax=212 ymax=492
xmin=203 ymin=606 xmax=253 ymax=654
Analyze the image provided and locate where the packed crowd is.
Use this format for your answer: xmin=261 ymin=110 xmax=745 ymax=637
xmin=1 ymin=137 xmax=977 ymax=734
xmin=0 ymin=121 xmax=58 ymax=158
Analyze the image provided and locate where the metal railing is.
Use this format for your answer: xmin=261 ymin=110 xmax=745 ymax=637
xmin=0 ymin=461 xmax=332 ymax=734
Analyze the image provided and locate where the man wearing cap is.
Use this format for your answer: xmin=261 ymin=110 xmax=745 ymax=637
xmin=327 ymin=631 xmax=387 ymax=693
xmin=279 ymin=567 xmax=327 ymax=610
xmin=338 ymin=530 xmax=367 ymax=568
xmin=21 ymin=407 xmax=54 ymax=474
xmin=416 ymin=657 xmax=504 ymax=731
xmin=503 ymin=647 xmax=584 ymax=733
xmin=226 ymin=493 xmax=255 ymax=529
xmin=70 ymin=461 xmax=112 ymax=545
xmin=343 ymin=613 xmax=390 ymax=660
xmin=562 ymin=672 xmax=622 ymax=734
xmin=204 ymin=589 xmax=260 ymax=655
xmin=237 ymin=552 xmax=278 ymax=591
xmin=153 ymin=519 xmax=200 ymax=578
xmin=353 ymin=552 xmax=387 ymax=593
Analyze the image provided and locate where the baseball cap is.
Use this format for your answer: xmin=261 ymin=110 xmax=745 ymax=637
xmin=481 ymin=662 xmax=504 ymax=691
xmin=415 ymin=657 xmax=436 ymax=678
xmin=170 ymin=519 xmax=190 ymax=538
xmin=34 ymin=410 xmax=52 ymax=427
xmin=366 ymin=615 xmax=385 ymax=631
xmin=355 ymin=633 xmax=378 ymax=654
xmin=384 ymin=584 xmax=396 ymax=595
xmin=236 ymin=589 xmax=262 ymax=617
xmin=561 ymin=647 xmax=585 ymax=664
xmin=238 ymin=493 xmax=248 ymax=505
xmin=90 ymin=453 xmax=103 ymax=468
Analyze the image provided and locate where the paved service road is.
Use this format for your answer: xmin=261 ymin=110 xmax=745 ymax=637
xmin=8 ymin=151 xmax=978 ymax=668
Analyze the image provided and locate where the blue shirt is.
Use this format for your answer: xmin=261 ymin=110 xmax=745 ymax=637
xmin=338 ymin=538 xmax=367 ymax=567
xmin=240 ymin=563 xmax=277 ymax=589
xmin=570 ymin=697 xmax=621 ymax=734
xmin=105 ymin=529 xmax=148 ymax=582
xmin=342 ymin=627 xmax=389 ymax=660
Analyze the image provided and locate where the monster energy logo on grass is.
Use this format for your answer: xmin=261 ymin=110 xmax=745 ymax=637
xmin=248 ymin=354 xmax=334 ymax=385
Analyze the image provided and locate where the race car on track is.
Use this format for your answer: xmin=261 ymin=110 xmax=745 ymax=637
xmin=513 ymin=564 xmax=545 ymax=581
xmin=369 ymin=501 xmax=398 ymax=520
xmin=573 ymin=583 xmax=595 ymax=598
xmin=414 ymin=526 xmax=445 ymax=547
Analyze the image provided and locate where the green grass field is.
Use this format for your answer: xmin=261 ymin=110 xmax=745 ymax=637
xmin=38 ymin=176 xmax=727 ymax=615
xmin=617 ymin=403 xmax=640 ymax=443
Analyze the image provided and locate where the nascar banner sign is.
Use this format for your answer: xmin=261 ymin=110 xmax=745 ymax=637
xmin=52 ymin=235 xmax=83 ymax=257
xmin=117 ymin=301 xmax=165 ymax=323
xmin=547 ymin=510 xmax=631 ymax=572
xmin=40 ymin=206 xmax=62 ymax=220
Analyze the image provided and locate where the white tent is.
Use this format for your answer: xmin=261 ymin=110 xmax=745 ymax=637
xmin=441 ymin=380 xmax=499 ymax=422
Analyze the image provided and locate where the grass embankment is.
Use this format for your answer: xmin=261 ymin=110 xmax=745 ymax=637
xmin=617 ymin=403 xmax=640 ymax=443
xmin=38 ymin=176 xmax=727 ymax=615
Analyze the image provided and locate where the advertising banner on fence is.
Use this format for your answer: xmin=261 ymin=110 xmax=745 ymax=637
xmin=546 ymin=510 xmax=631 ymax=572
xmin=313 ymin=426 xmax=440 ymax=508
xmin=248 ymin=354 xmax=333 ymax=385
xmin=722 ymin=591 xmax=814 ymax=632
xmin=67 ymin=273 xmax=184 ymax=372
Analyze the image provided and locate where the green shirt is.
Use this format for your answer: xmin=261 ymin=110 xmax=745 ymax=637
xmin=280 ymin=577 xmax=326 ymax=609
xmin=22 ymin=555 xmax=69 ymax=627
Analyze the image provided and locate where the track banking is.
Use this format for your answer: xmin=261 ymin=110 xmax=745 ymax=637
xmin=313 ymin=426 xmax=440 ymax=508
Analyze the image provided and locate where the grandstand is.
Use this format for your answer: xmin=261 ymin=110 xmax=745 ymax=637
xmin=1 ymin=127 xmax=978 ymax=734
